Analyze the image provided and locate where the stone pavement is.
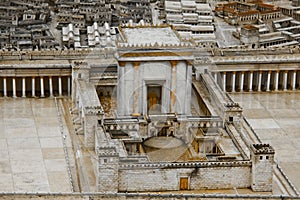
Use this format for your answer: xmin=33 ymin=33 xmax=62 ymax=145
xmin=0 ymin=98 xmax=73 ymax=192
xmin=230 ymin=92 xmax=300 ymax=192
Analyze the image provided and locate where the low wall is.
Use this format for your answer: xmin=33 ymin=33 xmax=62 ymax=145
xmin=118 ymin=161 xmax=251 ymax=192
xmin=0 ymin=192 xmax=297 ymax=200
xmin=0 ymin=48 xmax=116 ymax=61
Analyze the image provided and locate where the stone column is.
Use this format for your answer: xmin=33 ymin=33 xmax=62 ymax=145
xmin=292 ymin=71 xmax=296 ymax=90
xmin=117 ymin=62 xmax=126 ymax=115
xmin=49 ymin=76 xmax=53 ymax=97
xmin=232 ymin=72 xmax=236 ymax=92
xmin=67 ymin=77 xmax=71 ymax=96
xmin=249 ymin=71 xmax=253 ymax=92
xmin=283 ymin=71 xmax=288 ymax=91
xmin=274 ymin=71 xmax=279 ymax=91
xmin=258 ymin=71 xmax=262 ymax=92
xmin=170 ymin=61 xmax=177 ymax=113
xmin=3 ymin=77 xmax=7 ymax=97
xmin=58 ymin=77 xmax=62 ymax=96
xmin=240 ymin=72 xmax=244 ymax=92
xmin=12 ymin=77 xmax=16 ymax=98
xmin=222 ymin=72 xmax=226 ymax=92
xmin=266 ymin=71 xmax=271 ymax=92
xmin=40 ymin=77 xmax=45 ymax=97
xmin=214 ymin=72 xmax=217 ymax=82
xmin=132 ymin=62 xmax=140 ymax=115
xmin=22 ymin=77 xmax=26 ymax=97
xmin=185 ymin=64 xmax=192 ymax=115
xmin=32 ymin=77 xmax=35 ymax=97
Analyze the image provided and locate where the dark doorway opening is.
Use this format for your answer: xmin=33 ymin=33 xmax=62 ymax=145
xmin=147 ymin=85 xmax=162 ymax=114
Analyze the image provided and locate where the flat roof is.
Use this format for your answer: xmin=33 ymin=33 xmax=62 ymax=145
xmin=121 ymin=27 xmax=181 ymax=46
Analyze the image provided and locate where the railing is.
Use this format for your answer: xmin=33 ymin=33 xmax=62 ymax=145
xmin=119 ymin=160 xmax=251 ymax=169
xmin=225 ymin=123 xmax=249 ymax=160
xmin=0 ymin=48 xmax=116 ymax=60
xmin=54 ymin=97 xmax=75 ymax=192
xmin=275 ymin=162 xmax=299 ymax=196
xmin=187 ymin=116 xmax=223 ymax=128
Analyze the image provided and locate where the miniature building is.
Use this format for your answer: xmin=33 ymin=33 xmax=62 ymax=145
xmin=116 ymin=25 xmax=193 ymax=116
xmin=3 ymin=1 xmax=300 ymax=198
xmin=68 ymin=25 xmax=276 ymax=193
xmin=215 ymin=1 xmax=282 ymax=25
xmin=240 ymin=24 xmax=259 ymax=47
xmin=62 ymin=23 xmax=81 ymax=49
xmin=165 ymin=0 xmax=216 ymax=48
xmin=116 ymin=0 xmax=152 ymax=25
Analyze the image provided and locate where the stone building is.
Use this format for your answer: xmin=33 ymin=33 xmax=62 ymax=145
xmin=55 ymin=0 xmax=112 ymax=29
xmin=114 ymin=0 xmax=152 ymax=25
xmin=215 ymin=1 xmax=282 ymax=25
xmin=0 ymin=0 xmax=57 ymax=50
xmin=68 ymin=25 xmax=275 ymax=193
xmin=2 ymin=1 xmax=300 ymax=197
xmin=165 ymin=0 xmax=216 ymax=48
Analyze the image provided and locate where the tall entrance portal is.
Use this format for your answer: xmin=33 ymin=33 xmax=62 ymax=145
xmin=147 ymin=85 xmax=162 ymax=114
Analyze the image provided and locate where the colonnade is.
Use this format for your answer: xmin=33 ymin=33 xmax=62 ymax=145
xmin=0 ymin=76 xmax=71 ymax=97
xmin=213 ymin=70 xmax=300 ymax=92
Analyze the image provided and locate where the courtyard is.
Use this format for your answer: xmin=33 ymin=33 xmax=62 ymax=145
xmin=0 ymin=98 xmax=74 ymax=192
xmin=230 ymin=91 xmax=300 ymax=192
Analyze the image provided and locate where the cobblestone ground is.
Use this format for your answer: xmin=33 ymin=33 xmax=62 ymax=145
xmin=0 ymin=98 xmax=73 ymax=192
xmin=230 ymin=92 xmax=300 ymax=192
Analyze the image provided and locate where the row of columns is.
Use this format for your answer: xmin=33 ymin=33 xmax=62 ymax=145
xmin=1 ymin=76 xmax=71 ymax=98
xmin=214 ymin=70 xmax=300 ymax=92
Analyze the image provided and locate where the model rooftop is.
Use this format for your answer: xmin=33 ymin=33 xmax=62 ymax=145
xmin=120 ymin=26 xmax=181 ymax=46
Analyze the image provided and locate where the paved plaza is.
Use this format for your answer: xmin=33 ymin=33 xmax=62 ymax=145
xmin=0 ymin=98 xmax=73 ymax=192
xmin=230 ymin=92 xmax=300 ymax=192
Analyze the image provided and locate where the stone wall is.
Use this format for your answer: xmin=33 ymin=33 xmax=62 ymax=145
xmin=0 ymin=48 xmax=115 ymax=61
xmin=0 ymin=193 xmax=295 ymax=200
xmin=118 ymin=163 xmax=251 ymax=192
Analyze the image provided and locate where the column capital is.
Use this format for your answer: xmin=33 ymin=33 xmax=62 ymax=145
xmin=223 ymin=71 xmax=226 ymax=75
xmin=118 ymin=61 xmax=126 ymax=67
xmin=268 ymin=70 xmax=272 ymax=74
xmin=258 ymin=71 xmax=263 ymax=74
xmin=170 ymin=60 xmax=178 ymax=67
xmin=232 ymin=71 xmax=236 ymax=75
xmin=133 ymin=61 xmax=140 ymax=67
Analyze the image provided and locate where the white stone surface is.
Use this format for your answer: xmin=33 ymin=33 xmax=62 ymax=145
xmin=0 ymin=98 xmax=72 ymax=192
xmin=122 ymin=27 xmax=181 ymax=46
xmin=230 ymin=92 xmax=300 ymax=191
